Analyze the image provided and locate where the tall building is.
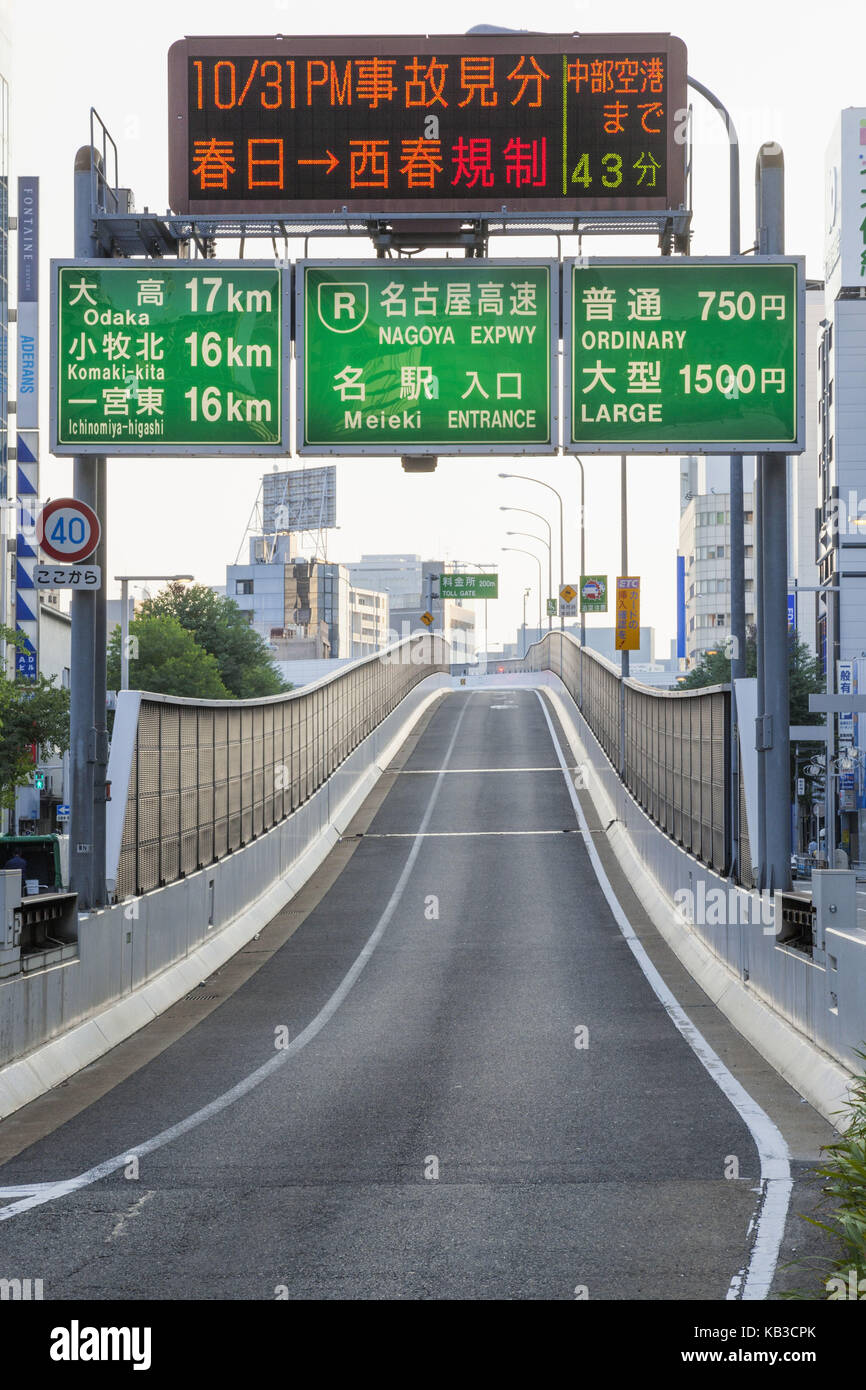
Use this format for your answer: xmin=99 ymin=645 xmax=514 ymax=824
xmin=346 ymin=554 xmax=476 ymax=660
xmin=0 ymin=3 xmax=10 ymax=640
xmin=227 ymin=535 xmax=389 ymax=660
xmin=678 ymin=456 xmax=756 ymax=667
xmin=816 ymin=108 xmax=866 ymax=859
xmin=788 ymin=284 xmax=825 ymax=655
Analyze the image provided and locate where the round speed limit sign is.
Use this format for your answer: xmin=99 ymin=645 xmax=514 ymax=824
xmin=37 ymin=498 xmax=101 ymax=564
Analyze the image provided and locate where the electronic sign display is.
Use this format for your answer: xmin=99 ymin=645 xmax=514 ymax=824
xmin=168 ymin=33 xmax=687 ymax=216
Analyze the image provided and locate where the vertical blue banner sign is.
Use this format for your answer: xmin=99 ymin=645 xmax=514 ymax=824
xmin=676 ymin=554 xmax=686 ymax=659
xmin=787 ymin=591 xmax=797 ymax=634
xmin=15 ymin=175 xmax=38 ymax=679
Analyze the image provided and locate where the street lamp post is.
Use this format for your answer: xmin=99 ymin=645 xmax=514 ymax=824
xmin=500 ymin=505 xmax=552 ymax=628
xmin=115 ymin=575 xmax=194 ymax=691
xmin=499 ymin=473 xmax=565 ymax=630
xmin=574 ymin=456 xmax=587 ymax=706
xmin=502 ymin=546 xmax=543 ymax=641
xmin=522 ymin=587 xmax=531 ymax=658
xmin=505 ymin=529 xmax=551 ymax=630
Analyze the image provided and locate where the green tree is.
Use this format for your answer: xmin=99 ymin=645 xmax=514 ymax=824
xmin=679 ymin=628 xmax=824 ymax=725
xmin=139 ymin=583 xmax=289 ymax=697
xmin=0 ymin=627 xmax=70 ymax=811
xmin=107 ymin=614 xmax=231 ymax=699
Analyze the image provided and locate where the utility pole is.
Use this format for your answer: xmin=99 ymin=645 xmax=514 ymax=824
xmin=755 ymin=142 xmax=791 ymax=893
xmin=69 ymin=147 xmax=108 ymax=909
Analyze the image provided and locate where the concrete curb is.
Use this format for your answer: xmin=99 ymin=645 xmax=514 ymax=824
xmin=542 ymin=679 xmax=855 ymax=1132
xmin=0 ymin=680 xmax=449 ymax=1122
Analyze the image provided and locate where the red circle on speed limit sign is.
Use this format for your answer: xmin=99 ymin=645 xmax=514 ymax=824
xmin=37 ymin=497 xmax=101 ymax=564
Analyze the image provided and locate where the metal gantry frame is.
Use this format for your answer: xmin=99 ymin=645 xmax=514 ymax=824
xmin=86 ymin=107 xmax=693 ymax=262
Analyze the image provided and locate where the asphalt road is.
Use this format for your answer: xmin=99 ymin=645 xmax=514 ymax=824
xmin=0 ymin=688 xmax=836 ymax=1300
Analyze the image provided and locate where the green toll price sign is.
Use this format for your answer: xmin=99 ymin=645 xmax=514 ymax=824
xmin=51 ymin=261 xmax=287 ymax=455
xmin=298 ymin=261 xmax=556 ymax=455
xmin=565 ymin=257 xmax=804 ymax=454
xmin=440 ymin=573 xmax=499 ymax=599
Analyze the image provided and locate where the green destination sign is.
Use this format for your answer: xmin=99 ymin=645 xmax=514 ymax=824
xmin=298 ymin=261 xmax=555 ymax=455
xmin=51 ymin=262 xmax=287 ymax=455
xmin=440 ymin=573 xmax=499 ymax=599
xmin=565 ymin=257 xmax=803 ymax=454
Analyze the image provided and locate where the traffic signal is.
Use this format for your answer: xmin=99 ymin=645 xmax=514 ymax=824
xmin=34 ymin=770 xmax=46 ymax=791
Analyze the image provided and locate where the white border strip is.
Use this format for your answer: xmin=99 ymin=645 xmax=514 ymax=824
xmin=534 ymin=690 xmax=792 ymax=1302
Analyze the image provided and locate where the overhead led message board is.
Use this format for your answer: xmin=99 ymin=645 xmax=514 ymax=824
xmin=564 ymin=257 xmax=804 ymax=454
xmin=51 ymin=262 xmax=288 ymax=455
xmin=168 ymin=33 xmax=687 ymax=216
xmin=297 ymin=260 xmax=556 ymax=455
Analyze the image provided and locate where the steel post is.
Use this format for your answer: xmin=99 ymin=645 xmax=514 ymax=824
xmin=69 ymin=147 xmax=107 ymax=908
xmin=755 ymin=143 xmax=791 ymax=893
xmin=619 ymin=454 xmax=628 ymax=776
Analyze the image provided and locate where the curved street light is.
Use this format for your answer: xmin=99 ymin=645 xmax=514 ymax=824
xmin=502 ymin=546 xmax=543 ymax=646
xmin=499 ymin=473 xmax=565 ymax=630
xmin=500 ymin=505 xmax=552 ymax=628
xmin=506 ymin=528 xmax=552 ymax=631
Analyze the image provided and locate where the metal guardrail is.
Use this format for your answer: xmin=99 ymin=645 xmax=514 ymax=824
xmin=113 ymin=633 xmax=449 ymax=900
xmin=498 ymin=632 xmax=731 ymax=878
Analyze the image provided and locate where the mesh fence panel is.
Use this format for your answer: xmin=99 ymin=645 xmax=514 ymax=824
xmin=497 ymin=634 xmax=731 ymax=876
xmin=116 ymin=633 xmax=449 ymax=898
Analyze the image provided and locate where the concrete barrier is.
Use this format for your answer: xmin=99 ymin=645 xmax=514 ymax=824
xmin=0 ymin=673 xmax=450 ymax=1120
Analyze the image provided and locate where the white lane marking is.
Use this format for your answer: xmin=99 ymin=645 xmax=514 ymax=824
xmin=363 ymin=830 xmax=571 ymax=838
xmin=395 ymin=767 xmax=565 ymax=774
xmin=0 ymin=698 xmax=473 ymax=1225
xmin=534 ymin=690 xmax=792 ymax=1303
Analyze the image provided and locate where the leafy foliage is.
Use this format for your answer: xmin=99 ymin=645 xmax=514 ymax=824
xmin=138 ymin=582 xmax=288 ymax=697
xmin=0 ymin=626 xmax=70 ymax=811
xmin=107 ymin=614 xmax=230 ymax=698
xmin=801 ymin=1056 xmax=866 ymax=1298
xmin=679 ymin=628 xmax=824 ymax=726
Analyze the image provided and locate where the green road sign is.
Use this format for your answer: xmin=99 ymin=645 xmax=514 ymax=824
xmin=580 ymin=574 xmax=608 ymax=612
xmin=298 ymin=261 xmax=556 ymax=454
xmin=546 ymin=598 xmax=557 ymax=617
xmin=51 ymin=262 xmax=287 ymax=455
xmin=440 ymin=573 xmax=499 ymax=599
xmin=565 ymin=257 xmax=803 ymax=454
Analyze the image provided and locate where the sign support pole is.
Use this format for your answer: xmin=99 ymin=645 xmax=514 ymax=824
xmin=620 ymin=454 xmax=629 ymax=777
xmin=69 ymin=148 xmax=108 ymax=909
xmin=755 ymin=143 xmax=791 ymax=894
xmin=577 ymin=457 xmax=585 ymax=710
xmin=688 ymin=76 xmax=746 ymax=882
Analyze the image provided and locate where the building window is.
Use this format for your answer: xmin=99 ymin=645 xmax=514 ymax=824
xmin=235 ymin=579 xmax=254 ymax=595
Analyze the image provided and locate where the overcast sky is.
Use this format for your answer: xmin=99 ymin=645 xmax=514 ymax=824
xmin=7 ymin=0 xmax=860 ymax=653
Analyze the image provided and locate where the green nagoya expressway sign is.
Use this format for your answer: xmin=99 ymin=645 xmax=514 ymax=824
xmin=440 ymin=573 xmax=499 ymax=599
xmin=298 ymin=261 xmax=555 ymax=454
xmin=52 ymin=262 xmax=286 ymax=455
xmin=565 ymin=257 xmax=803 ymax=454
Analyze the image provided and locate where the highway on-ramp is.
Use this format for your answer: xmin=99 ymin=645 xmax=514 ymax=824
xmin=0 ymin=688 xmax=836 ymax=1300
